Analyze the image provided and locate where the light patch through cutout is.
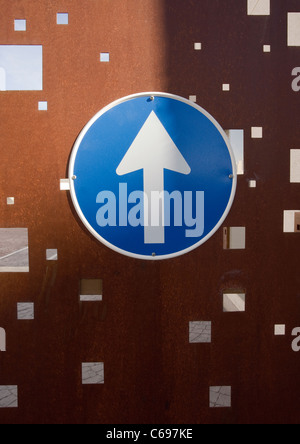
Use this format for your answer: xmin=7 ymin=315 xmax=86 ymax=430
xmin=38 ymin=101 xmax=48 ymax=111
xmin=283 ymin=211 xmax=300 ymax=233
xmin=274 ymin=325 xmax=286 ymax=336
xmin=0 ymin=386 xmax=18 ymax=408
xmin=0 ymin=328 xmax=6 ymax=351
xmin=210 ymin=386 xmax=231 ymax=408
xmin=0 ymin=45 xmax=43 ymax=91
xmin=82 ymin=362 xmax=104 ymax=384
xmin=290 ymin=150 xmax=300 ymax=183
xmin=251 ymin=127 xmax=263 ymax=138
xmin=57 ymin=13 xmax=69 ymax=25
xmin=46 ymin=249 xmax=58 ymax=261
xmin=17 ymin=303 xmax=34 ymax=320
xmin=100 ymin=53 xmax=110 ymax=62
xmin=189 ymin=321 xmax=211 ymax=343
xmin=288 ymin=13 xmax=300 ymax=47
xmin=0 ymin=67 xmax=5 ymax=91
xmin=0 ymin=228 xmax=29 ymax=272
xmin=223 ymin=293 xmax=246 ymax=312
xmin=247 ymin=0 xmax=270 ymax=16
xmin=225 ymin=130 xmax=244 ymax=175
xmin=223 ymin=227 xmax=246 ymax=250
xmin=14 ymin=20 xmax=26 ymax=31
xmin=80 ymin=279 xmax=103 ymax=301
xmin=60 ymin=179 xmax=70 ymax=191
xmin=7 ymin=197 xmax=15 ymax=205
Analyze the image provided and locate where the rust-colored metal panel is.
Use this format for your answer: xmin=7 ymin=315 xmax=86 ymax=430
xmin=0 ymin=0 xmax=300 ymax=424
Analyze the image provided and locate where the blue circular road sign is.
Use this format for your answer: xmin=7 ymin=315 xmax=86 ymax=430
xmin=69 ymin=92 xmax=237 ymax=260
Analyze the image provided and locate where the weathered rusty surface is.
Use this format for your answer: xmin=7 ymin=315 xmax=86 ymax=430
xmin=0 ymin=0 xmax=300 ymax=424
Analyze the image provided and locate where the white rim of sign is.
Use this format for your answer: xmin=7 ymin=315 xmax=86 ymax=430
xmin=69 ymin=92 xmax=237 ymax=260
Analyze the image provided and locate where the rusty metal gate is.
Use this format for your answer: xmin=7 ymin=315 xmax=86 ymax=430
xmin=0 ymin=0 xmax=300 ymax=424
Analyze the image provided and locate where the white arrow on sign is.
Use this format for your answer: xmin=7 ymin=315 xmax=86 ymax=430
xmin=116 ymin=111 xmax=191 ymax=244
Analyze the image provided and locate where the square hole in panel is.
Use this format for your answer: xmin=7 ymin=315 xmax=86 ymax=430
xmin=80 ymin=279 xmax=103 ymax=301
xmin=283 ymin=210 xmax=300 ymax=233
xmin=223 ymin=227 xmax=246 ymax=249
xmin=251 ymin=127 xmax=263 ymax=138
xmin=288 ymin=13 xmax=300 ymax=47
xmin=60 ymin=179 xmax=70 ymax=191
xmin=189 ymin=95 xmax=197 ymax=103
xmin=225 ymin=130 xmax=244 ymax=175
xmin=248 ymin=180 xmax=257 ymax=188
xmin=0 ymin=386 xmax=18 ymax=408
xmin=46 ymin=249 xmax=58 ymax=261
xmin=82 ymin=362 xmax=104 ymax=384
xmin=0 ymin=228 xmax=29 ymax=272
xmin=0 ymin=67 xmax=5 ymax=91
xmin=17 ymin=303 xmax=34 ymax=320
xmin=189 ymin=321 xmax=211 ymax=343
xmin=14 ymin=20 xmax=26 ymax=31
xmin=247 ymin=0 xmax=270 ymax=16
xmin=100 ymin=52 xmax=110 ymax=62
xmin=263 ymin=45 xmax=271 ymax=52
xmin=274 ymin=325 xmax=286 ymax=336
xmin=194 ymin=42 xmax=202 ymax=50
xmin=38 ymin=101 xmax=48 ymax=111
xmin=222 ymin=84 xmax=230 ymax=91
xmin=6 ymin=197 xmax=15 ymax=205
xmin=223 ymin=293 xmax=246 ymax=312
xmin=0 ymin=328 xmax=6 ymax=352
xmin=210 ymin=386 xmax=231 ymax=408
xmin=290 ymin=150 xmax=300 ymax=183
xmin=57 ymin=13 xmax=69 ymax=25
xmin=0 ymin=45 xmax=43 ymax=91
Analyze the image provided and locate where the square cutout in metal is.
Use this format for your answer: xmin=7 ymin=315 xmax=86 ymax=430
xmin=0 ymin=386 xmax=18 ymax=408
xmin=225 ymin=130 xmax=244 ymax=175
xmin=247 ymin=0 xmax=270 ymax=16
xmin=46 ymin=249 xmax=58 ymax=261
xmin=288 ymin=13 xmax=300 ymax=47
xmin=0 ymin=328 xmax=6 ymax=352
xmin=82 ymin=362 xmax=104 ymax=384
xmin=283 ymin=211 xmax=300 ymax=233
xmin=210 ymin=386 xmax=231 ymax=408
xmin=57 ymin=13 xmax=69 ymax=25
xmin=189 ymin=321 xmax=211 ymax=343
xmin=223 ymin=227 xmax=246 ymax=249
xmin=223 ymin=293 xmax=246 ymax=312
xmin=14 ymin=20 xmax=26 ymax=31
xmin=0 ymin=228 xmax=29 ymax=272
xmin=80 ymin=279 xmax=103 ymax=301
xmin=100 ymin=53 xmax=110 ymax=62
xmin=0 ymin=45 xmax=43 ymax=91
xmin=17 ymin=303 xmax=34 ymax=320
